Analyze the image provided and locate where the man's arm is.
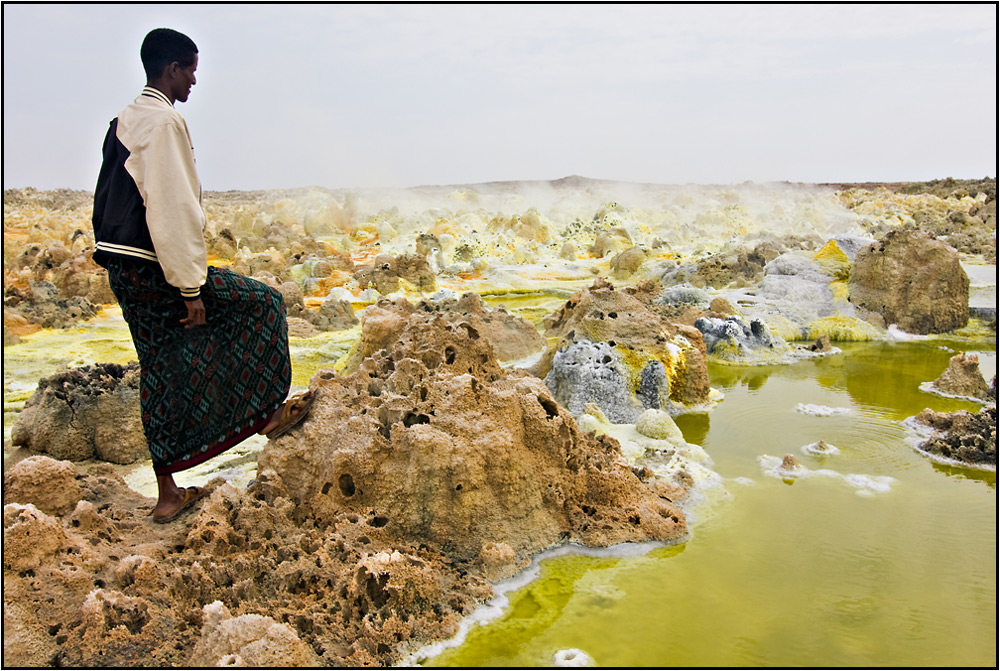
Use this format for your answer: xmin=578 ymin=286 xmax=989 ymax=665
xmin=126 ymin=118 xmax=208 ymax=301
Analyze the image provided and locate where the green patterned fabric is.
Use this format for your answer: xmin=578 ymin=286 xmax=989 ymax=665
xmin=106 ymin=258 xmax=291 ymax=474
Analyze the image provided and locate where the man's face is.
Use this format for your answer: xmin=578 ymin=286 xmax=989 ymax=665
xmin=171 ymin=53 xmax=198 ymax=103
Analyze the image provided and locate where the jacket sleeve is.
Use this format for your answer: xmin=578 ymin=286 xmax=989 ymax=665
xmin=125 ymin=117 xmax=207 ymax=300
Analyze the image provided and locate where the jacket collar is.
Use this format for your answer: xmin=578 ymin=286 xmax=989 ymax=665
xmin=140 ymin=86 xmax=173 ymax=106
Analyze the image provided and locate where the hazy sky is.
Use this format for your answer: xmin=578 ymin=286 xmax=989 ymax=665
xmin=3 ymin=3 xmax=996 ymax=191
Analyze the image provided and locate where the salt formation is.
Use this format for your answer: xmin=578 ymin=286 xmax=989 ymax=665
xmin=553 ymin=648 xmax=595 ymax=666
xmin=801 ymin=440 xmax=840 ymax=457
xmin=926 ymin=352 xmax=994 ymax=403
xmin=10 ymin=362 xmax=147 ymax=464
xmin=794 ymin=403 xmax=852 ymax=417
xmin=577 ymin=406 xmax=718 ymax=501
xmin=757 ymin=454 xmax=896 ymax=495
xmin=849 ymin=229 xmax=969 ymax=334
xmin=908 ymin=405 xmax=998 ymax=468
xmin=536 ymin=278 xmax=710 ymax=422
xmin=258 ymin=310 xmax=686 ymax=563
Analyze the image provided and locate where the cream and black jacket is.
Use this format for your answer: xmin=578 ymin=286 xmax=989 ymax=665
xmin=93 ymin=86 xmax=207 ymax=300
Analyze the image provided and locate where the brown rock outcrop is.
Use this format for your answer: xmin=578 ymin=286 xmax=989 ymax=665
xmin=10 ymin=362 xmax=148 ymax=464
xmin=418 ymin=291 xmax=545 ymax=361
xmin=3 ymin=456 xmax=83 ymax=516
xmin=913 ymin=406 xmax=997 ymax=467
xmin=849 ymin=229 xmax=969 ymax=334
xmin=609 ymin=245 xmax=647 ymax=279
xmin=931 ymin=352 xmax=993 ymax=401
xmin=259 ymin=312 xmax=686 ymax=563
xmin=4 ymin=280 xmax=99 ymax=329
xmin=354 ymin=252 xmax=438 ymax=296
xmin=341 ymin=293 xmax=543 ymax=370
xmin=189 ymin=601 xmax=320 ymax=666
xmin=3 ymin=464 xmax=495 ymax=667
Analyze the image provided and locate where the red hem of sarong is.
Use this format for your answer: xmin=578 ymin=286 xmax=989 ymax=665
xmin=153 ymin=413 xmax=272 ymax=476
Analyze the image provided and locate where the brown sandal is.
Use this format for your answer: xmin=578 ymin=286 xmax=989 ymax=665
xmin=152 ymin=486 xmax=206 ymax=524
xmin=262 ymin=389 xmax=317 ymax=439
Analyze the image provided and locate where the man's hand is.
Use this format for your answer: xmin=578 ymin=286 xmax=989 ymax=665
xmin=180 ymin=298 xmax=206 ymax=328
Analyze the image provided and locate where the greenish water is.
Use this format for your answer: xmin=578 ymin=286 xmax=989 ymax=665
xmin=424 ymin=340 xmax=997 ymax=668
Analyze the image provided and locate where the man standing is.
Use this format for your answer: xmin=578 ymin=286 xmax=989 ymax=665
xmin=93 ymin=28 xmax=315 ymax=523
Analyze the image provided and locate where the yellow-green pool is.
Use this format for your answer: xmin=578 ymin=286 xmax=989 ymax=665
xmin=422 ymin=340 xmax=996 ymax=667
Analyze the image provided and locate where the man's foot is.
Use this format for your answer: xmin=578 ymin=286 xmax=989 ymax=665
xmin=259 ymin=389 xmax=317 ymax=438
xmin=152 ymin=486 xmax=206 ymax=523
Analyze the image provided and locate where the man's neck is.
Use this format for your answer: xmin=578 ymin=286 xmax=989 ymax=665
xmin=146 ymin=82 xmax=175 ymax=104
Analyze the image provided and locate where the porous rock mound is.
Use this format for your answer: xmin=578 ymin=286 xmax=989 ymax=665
xmin=930 ymin=352 xmax=994 ymax=401
xmin=10 ymin=362 xmax=147 ymax=464
xmin=353 ymin=252 xmax=437 ymax=295
xmin=913 ymin=405 xmax=997 ymax=467
xmin=3 ymin=458 xmax=494 ymax=667
xmin=849 ymin=229 xmax=969 ymax=334
xmin=533 ymin=278 xmax=710 ymax=421
xmin=189 ymin=601 xmax=321 ymax=666
xmin=259 ymin=311 xmax=686 ymax=563
xmin=416 ymin=291 xmax=545 ymax=361
xmin=3 ymin=456 xmax=83 ymax=516
xmin=340 ymin=293 xmax=544 ymax=369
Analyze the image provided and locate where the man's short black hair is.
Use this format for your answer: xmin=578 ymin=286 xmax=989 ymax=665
xmin=141 ymin=28 xmax=198 ymax=80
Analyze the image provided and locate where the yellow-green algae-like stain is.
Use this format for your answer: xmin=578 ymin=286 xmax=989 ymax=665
xmin=425 ymin=340 xmax=996 ymax=668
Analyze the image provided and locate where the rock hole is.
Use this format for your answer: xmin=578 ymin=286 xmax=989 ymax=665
xmin=444 ymin=346 xmax=457 ymax=364
xmin=403 ymin=412 xmax=430 ymax=427
xmin=322 ymin=482 xmax=333 ymax=495
xmin=629 ymin=515 xmax=641 ymax=525
xmin=338 ymin=473 xmax=356 ymax=497
xmin=538 ymin=396 xmax=560 ymax=420
xmin=608 ymin=311 xmax=618 ymax=318
xmin=369 ymin=516 xmax=388 ymax=528
xmin=455 ymin=483 xmax=463 ymax=491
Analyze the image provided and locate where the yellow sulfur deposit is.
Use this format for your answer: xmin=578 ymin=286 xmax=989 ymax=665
xmin=814 ymin=239 xmax=852 ymax=280
xmin=807 ymin=314 xmax=883 ymax=342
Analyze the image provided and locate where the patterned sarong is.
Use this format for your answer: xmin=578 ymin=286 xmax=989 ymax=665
xmin=106 ymin=257 xmax=291 ymax=475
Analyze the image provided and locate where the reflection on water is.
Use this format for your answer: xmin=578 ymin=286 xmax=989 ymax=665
xmin=426 ymin=340 xmax=997 ymax=668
